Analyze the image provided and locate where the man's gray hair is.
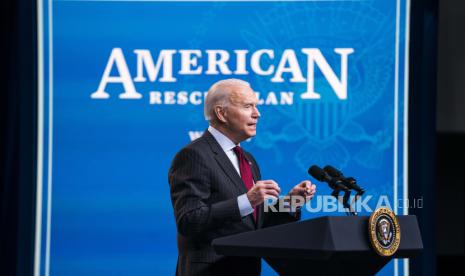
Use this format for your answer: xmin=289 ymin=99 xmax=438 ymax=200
xmin=204 ymin=79 xmax=251 ymax=122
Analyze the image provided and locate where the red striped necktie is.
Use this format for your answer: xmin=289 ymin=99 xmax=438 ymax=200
xmin=233 ymin=146 xmax=257 ymax=221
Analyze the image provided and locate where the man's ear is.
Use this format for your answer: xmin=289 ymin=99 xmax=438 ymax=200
xmin=214 ymin=106 xmax=228 ymax=123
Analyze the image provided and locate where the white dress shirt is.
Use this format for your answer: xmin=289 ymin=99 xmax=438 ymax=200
xmin=208 ymin=126 xmax=254 ymax=217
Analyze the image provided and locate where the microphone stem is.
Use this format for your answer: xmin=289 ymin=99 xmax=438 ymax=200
xmin=331 ymin=190 xmax=357 ymax=216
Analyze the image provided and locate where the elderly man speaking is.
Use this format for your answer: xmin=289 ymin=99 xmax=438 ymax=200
xmin=168 ymin=79 xmax=316 ymax=276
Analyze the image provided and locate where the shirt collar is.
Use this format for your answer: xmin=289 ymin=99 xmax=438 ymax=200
xmin=208 ymin=125 xmax=238 ymax=152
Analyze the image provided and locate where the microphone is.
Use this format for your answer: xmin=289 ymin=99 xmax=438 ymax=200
xmin=323 ymin=165 xmax=365 ymax=194
xmin=308 ymin=165 xmax=349 ymax=191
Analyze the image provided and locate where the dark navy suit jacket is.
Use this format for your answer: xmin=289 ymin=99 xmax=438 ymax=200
xmin=169 ymin=130 xmax=299 ymax=276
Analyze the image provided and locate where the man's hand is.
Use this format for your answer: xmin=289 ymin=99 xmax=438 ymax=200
xmin=287 ymin=180 xmax=316 ymax=208
xmin=246 ymin=180 xmax=281 ymax=207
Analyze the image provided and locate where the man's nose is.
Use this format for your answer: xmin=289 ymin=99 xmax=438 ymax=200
xmin=252 ymin=106 xmax=260 ymax=118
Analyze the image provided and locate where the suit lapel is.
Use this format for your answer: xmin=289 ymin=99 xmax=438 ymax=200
xmin=204 ymin=130 xmax=259 ymax=229
xmin=245 ymin=153 xmax=259 ymax=183
xmin=243 ymin=152 xmax=263 ymax=229
xmin=239 ymin=151 xmax=264 ymax=229
xmin=203 ymin=131 xmax=247 ymax=194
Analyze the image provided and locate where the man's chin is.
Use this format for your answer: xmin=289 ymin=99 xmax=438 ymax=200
xmin=237 ymin=130 xmax=256 ymax=142
xmin=246 ymin=131 xmax=257 ymax=138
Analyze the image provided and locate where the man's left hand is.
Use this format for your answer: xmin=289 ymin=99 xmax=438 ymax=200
xmin=287 ymin=180 xmax=316 ymax=208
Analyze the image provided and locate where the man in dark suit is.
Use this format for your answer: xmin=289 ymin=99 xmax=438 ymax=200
xmin=169 ymin=79 xmax=316 ymax=276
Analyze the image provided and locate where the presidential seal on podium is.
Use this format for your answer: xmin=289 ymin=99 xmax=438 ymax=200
xmin=368 ymin=207 xmax=401 ymax=256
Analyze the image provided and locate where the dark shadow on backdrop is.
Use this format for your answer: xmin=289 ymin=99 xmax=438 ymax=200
xmin=408 ymin=0 xmax=438 ymax=275
xmin=0 ymin=0 xmax=37 ymax=275
xmin=435 ymin=0 xmax=465 ymax=274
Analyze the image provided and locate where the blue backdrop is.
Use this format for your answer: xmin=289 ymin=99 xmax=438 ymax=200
xmin=36 ymin=0 xmax=410 ymax=275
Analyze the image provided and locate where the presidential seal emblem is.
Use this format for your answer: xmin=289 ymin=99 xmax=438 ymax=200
xmin=368 ymin=207 xmax=401 ymax=256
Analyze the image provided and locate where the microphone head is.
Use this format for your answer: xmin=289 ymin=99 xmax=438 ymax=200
xmin=308 ymin=165 xmax=327 ymax=182
xmin=323 ymin=165 xmax=342 ymax=178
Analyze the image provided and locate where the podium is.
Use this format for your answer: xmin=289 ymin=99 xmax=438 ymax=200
xmin=212 ymin=216 xmax=423 ymax=275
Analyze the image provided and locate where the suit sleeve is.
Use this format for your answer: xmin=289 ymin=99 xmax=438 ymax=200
xmin=169 ymin=147 xmax=242 ymax=237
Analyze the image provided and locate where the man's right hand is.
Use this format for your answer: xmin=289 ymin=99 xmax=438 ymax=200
xmin=246 ymin=180 xmax=281 ymax=207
